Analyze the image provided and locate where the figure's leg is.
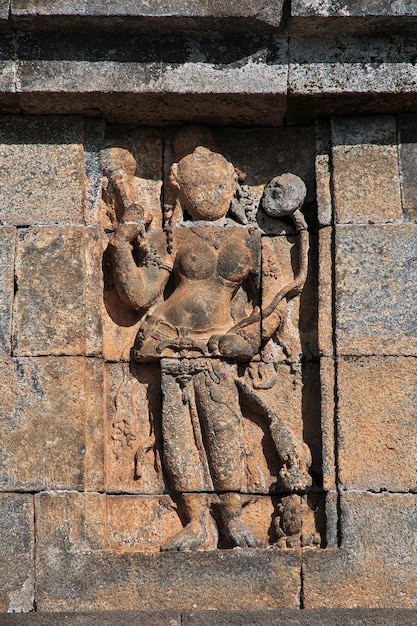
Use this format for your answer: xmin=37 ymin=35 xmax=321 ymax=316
xmin=194 ymin=362 xmax=264 ymax=548
xmin=160 ymin=360 xmax=217 ymax=551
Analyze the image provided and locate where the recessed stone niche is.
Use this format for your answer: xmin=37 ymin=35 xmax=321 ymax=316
xmin=1 ymin=114 xmax=416 ymax=612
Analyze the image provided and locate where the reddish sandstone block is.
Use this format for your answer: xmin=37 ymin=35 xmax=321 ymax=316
xmin=337 ymin=356 xmax=417 ymax=492
xmin=0 ymin=357 xmax=104 ymax=492
xmin=13 ymin=226 xmax=103 ymax=356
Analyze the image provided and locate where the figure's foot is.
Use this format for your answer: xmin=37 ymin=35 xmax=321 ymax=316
xmin=279 ymin=443 xmax=312 ymax=493
xmin=226 ymin=519 xmax=265 ymax=549
xmin=161 ymin=519 xmax=218 ymax=552
xmin=279 ymin=463 xmax=312 ymax=493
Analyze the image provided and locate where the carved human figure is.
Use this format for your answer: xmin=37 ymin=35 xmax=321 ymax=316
xmin=106 ymin=128 xmax=312 ymax=550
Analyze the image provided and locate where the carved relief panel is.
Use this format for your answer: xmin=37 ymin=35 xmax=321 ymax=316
xmin=101 ymin=126 xmax=322 ymax=551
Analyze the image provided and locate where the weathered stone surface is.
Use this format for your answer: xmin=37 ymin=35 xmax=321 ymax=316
xmin=303 ymin=492 xmax=417 ymax=608
xmin=14 ymin=31 xmax=288 ymax=124
xmin=105 ymin=362 xmax=163 ymax=494
xmin=36 ymin=546 xmax=301 ymax=611
xmin=317 ymin=227 xmax=332 ymax=357
xmin=331 ymin=116 xmax=402 ymax=224
xmin=0 ymin=1 xmax=9 ymax=21
xmin=292 ymin=1 xmax=417 ymax=19
xmin=0 ymin=357 xmax=104 ymax=491
xmin=0 ymin=117 xmax=85 ymax=225
xmin=335 ymin=224 xmax=417 ymax=356
xmin=13 ymin=226 xmax=102 ymax=356
xmin=184 ymin=609 xmax=417 ymax=626
xmin=315 ymin=120 xmax=332 ymax=227
xmin=288 ymin=34 xmax=417 ymax=122
xmin=320 ymin=358 xmax=335 ymax=492
xmin=0 ymin=227 xmax=15 ymax=357
xmin=11 ymin=0 xmax=285 ymax=30
xmin=337 ymin=356 xmax=417 ymax=492
xmin=399 ymin=114 xmax=417 ymax=222
xmin=0 ymin=612 xmax=181 ymax=626
xmin=0 ymin=493 xmax=34 ymax=613
xmin=36 ymin=491 xmax=302 ymax=609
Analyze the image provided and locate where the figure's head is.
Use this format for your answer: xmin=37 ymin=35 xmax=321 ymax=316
xmin=169 ymin=146 xmax=238 ymax=221
xmin=261 ymin=173 xmax=306 ymax=218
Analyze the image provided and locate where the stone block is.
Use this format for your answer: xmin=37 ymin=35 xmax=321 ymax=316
xmin=303 ymin=492 xmax=417 ymax=608
xmin=0 ymin=493 xmax=34 ymax=613
xmin=83 ymin=118 xmax=106 ymax=227
xmin=0 ymin=116 xmax=85 ymax=225
xmin=399 ymin=114 xmax=417 ymax=222
xmin=0 ymin=357 xmax=104 ymax=491
xmin=317 ymin=227 xmax=333 ymax=357
xmin=0 ymin=226 xmax=15 ymax=357
xmin=15 ymin=33 xmax=288 ymax=125
xmin=331 ymin=116 xmax=402 ymax=224
xmin=13 ymin=226 xmax=102 ymax=356
xmin=104 ymin=362 xmax=164 ymax=495
xmin=184 ymin=609 xmax=417 ymax=626
xmin=0 ymin=1 xmax=9 ymax=21
xmin=335 ymin=224 xmax=417 ymax=356
xmin=11 ymin=0 xmax=285 ymax=30
xmin=36 ymin=542 xmax=300 ymax=611
xmin=320 ymin=358 xmax=335 ymax=492
xmin=337 ymin=356 xmax=417 ymax=492
xmin=288 ymin=34 xmax=417 ymax=121
xmin=315 ymin=120 xmax=332 ymax=227
xmin=0 ymin=612 xmax=181 ymax=625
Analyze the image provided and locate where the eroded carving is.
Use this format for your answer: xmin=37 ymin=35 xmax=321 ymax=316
xmin=103 ymin=127 xmax=315 ymax=550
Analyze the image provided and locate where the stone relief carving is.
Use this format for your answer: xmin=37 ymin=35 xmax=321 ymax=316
xmin=102 ymin=126 xmax=317 ymax=551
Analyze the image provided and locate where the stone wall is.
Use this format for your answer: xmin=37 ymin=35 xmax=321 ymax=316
xmin=0 ymin=0 xmax=416 ymax=618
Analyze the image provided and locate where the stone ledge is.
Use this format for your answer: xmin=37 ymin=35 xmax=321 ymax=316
xmin=10 ymin=0 xmax=285 ymax=32
xmin=1 ymin=610 xmax=417 ymax=624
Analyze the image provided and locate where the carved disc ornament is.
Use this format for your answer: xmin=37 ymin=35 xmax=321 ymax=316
xmin=103 ymin=126 xmax=316 ymax=551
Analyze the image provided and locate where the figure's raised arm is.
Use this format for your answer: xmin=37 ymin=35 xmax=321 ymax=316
xmin=111 ymin=225 xmax=173 ymax=312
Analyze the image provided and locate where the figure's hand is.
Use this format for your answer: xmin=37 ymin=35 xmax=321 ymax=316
xmin=209 ymin=333 xmax=257 ymax=359
xmin=112 ymin=220 xmax=145 ymax=247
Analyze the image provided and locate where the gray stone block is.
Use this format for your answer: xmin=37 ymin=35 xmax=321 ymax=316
xmin=288 ymin=34 xmax=417 ymax=122
xmin=331 ymin=116 xmax=402 ymax=224
xmin=36 ymin=548 xmax=301 ymax=611
xmin=399 ymin=114 xmax=417 ymax=222
xmin=0 ymin=493 xmax=34 ymax=613
xmin=0 ymin=227 xmax=15 ymax=357
xmin=0 ymin=116 xmax=85 ymax=225
xmin=14 ymin=32 xmax=288 ymax=125
xmin=303 ymin=493 xmax=417 ymax=608
xmin=0 ymin=612 xmax=180 ymax=625
xmin=11 ymin=0 xmax=285 ymax=31
xmin=335 ymin=224 xmax=417 ymax=356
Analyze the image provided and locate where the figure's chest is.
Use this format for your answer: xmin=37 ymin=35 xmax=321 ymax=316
xmin=173 ymin=227 xmax=261 ymax=283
